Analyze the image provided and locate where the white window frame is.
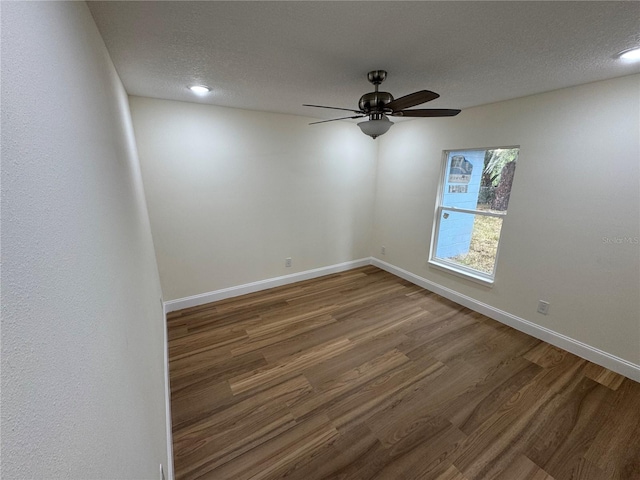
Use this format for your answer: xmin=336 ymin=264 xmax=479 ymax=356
xmin=428 ymin=147 xmax=518 ymax=286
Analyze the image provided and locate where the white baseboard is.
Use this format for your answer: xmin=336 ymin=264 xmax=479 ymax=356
xmin=161 ymin=300 xmax=175 ymax=480
xmin=164 ymin=258 xmax=371 ymax=313
xmin=370 ymin=257 xmax=640 ymax=383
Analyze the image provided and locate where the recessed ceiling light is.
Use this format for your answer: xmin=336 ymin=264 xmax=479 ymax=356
xmin=188 ymin=85 xmax=211 ymax=95
xmin=617 ymin=47 xmax=640 ymax=61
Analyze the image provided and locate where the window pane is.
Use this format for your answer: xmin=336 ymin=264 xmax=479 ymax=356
xmin=435 ymin=211 xmax=503 ymax=275
xmin=442 ymin=148 xmax=518 ymax=213
xmin=442 ymin=150 xmax=484 ymax=210
xmin=478 ymin=148 xmax=518 ymax=212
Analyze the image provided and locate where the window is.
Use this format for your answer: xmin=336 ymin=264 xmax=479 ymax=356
xmin=429 ymin=147 xmax=519 ymax=284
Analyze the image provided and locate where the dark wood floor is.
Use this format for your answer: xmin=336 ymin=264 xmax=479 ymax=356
xmin=167 ymin=266 xmax=640 ymax=480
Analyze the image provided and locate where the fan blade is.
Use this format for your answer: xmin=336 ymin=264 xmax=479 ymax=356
xmin=392 ymin=109 xmax=461 ymax=117
xmin=309 ymin=115 xmax=365 ymax=125
xmin=304 ymin=104 xmax=362 ymax=114
xmin=384 ymin=90 xmax=439 ymax=112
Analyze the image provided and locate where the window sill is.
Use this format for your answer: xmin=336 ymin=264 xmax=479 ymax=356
xmin=428 ymin=259 xmax=495 ymax=287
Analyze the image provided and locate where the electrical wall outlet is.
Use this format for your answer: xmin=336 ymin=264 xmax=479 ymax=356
xmin=537 ymin=300 xmax=550 ymax=315
xmin=381 ymin=246 xmax=386 ymax=255
xmin=285 ymin=257 xmax=292 ymax=268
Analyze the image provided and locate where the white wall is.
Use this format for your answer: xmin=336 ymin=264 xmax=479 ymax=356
xmin=373 ymin=75 xmax=640 ymax=366
xmin=129 ymin=97 xmax=377 ymax=301
xmin=1 ymin=3 xmax=169 ymax=478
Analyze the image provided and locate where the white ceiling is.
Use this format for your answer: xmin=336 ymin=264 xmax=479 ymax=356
xmin=88 ymin=1 xmax=640 ymax=121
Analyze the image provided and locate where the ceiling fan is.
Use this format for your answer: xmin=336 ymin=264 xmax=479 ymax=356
xmin=304 ymin=70 xmax=461 ymax=139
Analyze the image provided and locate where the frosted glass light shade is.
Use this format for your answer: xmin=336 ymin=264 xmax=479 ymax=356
xmin=357 ymin=116 xmax=393 ymax=139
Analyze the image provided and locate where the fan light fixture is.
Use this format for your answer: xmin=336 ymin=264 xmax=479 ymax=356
xmin=618 ymin=47 xmax=640 ymax=61
xmin=358 ymin=115 xmax=394 ymax=139
xmin=188 ymin=85 xmax=211 ymax=95
xmin=304 ymin=70 xmax=460 ymax=139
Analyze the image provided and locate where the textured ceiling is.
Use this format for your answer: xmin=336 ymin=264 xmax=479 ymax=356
xmin=88 ymin=1 xmax=640 ymax=120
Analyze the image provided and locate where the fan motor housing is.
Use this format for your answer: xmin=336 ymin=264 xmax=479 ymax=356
xmin=358 ymin=91 xmax=394 ymax=114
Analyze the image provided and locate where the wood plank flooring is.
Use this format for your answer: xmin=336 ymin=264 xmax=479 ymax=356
xmin=167 ymin=266 xmax=640 ymax=480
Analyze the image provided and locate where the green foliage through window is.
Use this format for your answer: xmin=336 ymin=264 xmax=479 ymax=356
xmin=482 ymin=148 xmax=519 ymax=187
